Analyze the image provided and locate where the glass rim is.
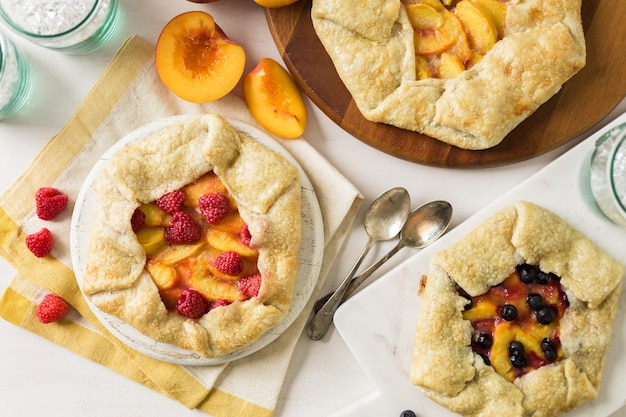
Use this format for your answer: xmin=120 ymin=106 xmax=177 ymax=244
xmin=609 ymin=126 xmax=626 ymax=214
xmin=0 ymin=0 xmax=102 ymax=39
xmin=0 ymin=34 xmax=6 ymax=78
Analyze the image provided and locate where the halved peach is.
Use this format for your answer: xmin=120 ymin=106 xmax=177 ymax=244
xmin=254 ymin=0 xmax=300 ymax=7
xmin=155 ymin=11 xmax=246 ymax=103
xmin=243 ymin=58 xmax=307 ymax=139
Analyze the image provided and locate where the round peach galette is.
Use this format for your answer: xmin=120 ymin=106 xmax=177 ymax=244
xmin=82 ymin=114 xmax=302 ymax=359
xmin=311 ymin=0 xmax=586 ymax=150
xmin=411 ymin=201 xmax=625 ymax=417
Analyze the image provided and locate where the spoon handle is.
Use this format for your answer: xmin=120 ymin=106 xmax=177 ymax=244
xmin=306 ymin=239 xmax=375 ymax=340
xmin=313 ymin=242 xmax=404 ymax=313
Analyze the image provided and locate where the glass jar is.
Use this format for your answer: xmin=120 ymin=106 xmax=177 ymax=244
xmin=0 ymin=0 xmax=120 ymax=54
xmin=0 ymin=31 xmax=31 ymax=120
xmin=584 ymin=122 xmax=626 ymax=227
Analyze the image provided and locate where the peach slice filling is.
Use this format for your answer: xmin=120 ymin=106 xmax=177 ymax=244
xmin=402 ymin=0 xmax=508 ymax=79
xmin=460 ymin=264 xmax=569 ymax=381
xmin=133 ymin=172 xmax=260 ymax=315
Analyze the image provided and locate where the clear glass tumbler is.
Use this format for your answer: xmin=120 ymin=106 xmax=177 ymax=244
xmin=583 ymin=122 xmax=626 ymax=227
xmin=0 ymin=0 xmax=120 ymax=54
xmin=0 ymin=31 xmax=32 ymax=120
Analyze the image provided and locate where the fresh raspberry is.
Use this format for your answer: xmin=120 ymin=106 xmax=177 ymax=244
xmin=156 ymin=190 xmax=186 ymax=214
xmin=176 ymin=289 xmax=210 ymax=319
xmin=240 ymin=224 xmax=252 ymax=247
xmin=25 ymin=228 xmax=53 ymax=257
xmin=198 ymin=192 xmax=230 ymax=224
xmin=215 ymin=251 xmax=243 ymax=276
xmin=209 ymin=299 xmax=230 ymax=310
xmin=237 ymin=273 xmax=262 ymax=298
xmin=165 ymin=212 xmax=202 ymax=244
xmin=35 ymin=187 xmax=68 ymax=220
xmin=130 ymin=208 xmax=145 ymax=233
xmin=36 ymin=293 xmax=70 ymax=323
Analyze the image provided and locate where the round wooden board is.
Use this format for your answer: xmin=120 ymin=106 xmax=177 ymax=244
xmin=265 ymin=0 xmax=626 ymax=167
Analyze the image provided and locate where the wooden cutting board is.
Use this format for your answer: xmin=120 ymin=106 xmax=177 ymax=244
xmin=265 ymin=0 xmax=626 ymax=167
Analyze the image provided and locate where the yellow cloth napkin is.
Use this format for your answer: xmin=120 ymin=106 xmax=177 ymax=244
xmin=0 ymin=35 xmax=362 ymax=417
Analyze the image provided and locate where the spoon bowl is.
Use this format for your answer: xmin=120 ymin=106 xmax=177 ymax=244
xmin=306 ymin=187 xmax=411 ymax=340
xmin=313 ymin=200 xmax=452 ymax=313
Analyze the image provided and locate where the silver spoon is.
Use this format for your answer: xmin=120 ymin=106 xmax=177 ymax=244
xmin=312 ymin=200 xmax=453 ymax=313
xmin=306 ymin=187 xmax=411 ymax=341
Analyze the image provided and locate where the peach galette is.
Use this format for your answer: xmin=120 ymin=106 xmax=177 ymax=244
xmin=82 ymin=114 xmax=302 ymax=358
xmin=411 ymin=201 xmax=624 ymax=417
xmin=311 ymin=0 xmax=586 ymax=150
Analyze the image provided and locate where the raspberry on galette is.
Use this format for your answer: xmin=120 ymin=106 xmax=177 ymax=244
xmin=82 ymin=114 xmax=302 ymax=359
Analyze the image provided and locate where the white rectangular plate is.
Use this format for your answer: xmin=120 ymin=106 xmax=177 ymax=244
xmin=333 ymin=112 xmax=626 ymax=417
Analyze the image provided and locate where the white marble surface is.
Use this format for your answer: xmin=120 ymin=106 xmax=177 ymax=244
xmin=0 ymin=1 xmax=624 ymax=416
xmin=333 ymin=114 xmax=626 ymax=417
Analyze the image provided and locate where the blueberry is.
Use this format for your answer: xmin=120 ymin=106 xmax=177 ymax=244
xmin=518 ymin=264 xmax=536 ymax=283
xmin=508 ymin=340 xmax=524 ymax=355
xmin=500 ymin=304 xmax=518 ymax=321
xmin=527 ymin=293 xmax=543 ymax=310
xmin=476 ymin=333 xmax=493 ymax=348
xmin=400 ymin=410 xmax=417 ymax=417
xmin=464 ymin=298 xmax=473 ymax=311
xmin=510 ymin=353 xmax=528 ymax=368
xmin=541 ymin=338 xmax=557 ymax=362
xmin=536 ymin=271 xmax=550 ymax=284
xmin=536 ymin=306 xmax=557 ymax=324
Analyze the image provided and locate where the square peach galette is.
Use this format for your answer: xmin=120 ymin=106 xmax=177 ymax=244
xmin=82 ymin=114 xmax=302 ymax=359
xmin=311 ymin=0 xmax=586 ymax=150
xmin=411 ymin=201 xmax=625 ymax=416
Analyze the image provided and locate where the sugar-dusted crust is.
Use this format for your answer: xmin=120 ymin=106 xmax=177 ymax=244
xmin=410 ymin=201 xmax=625 ymax=416
xmin=82 ymin=114 xmax=301 ymax=358
xmin=311 ymin=0 xmax=586 ymax=150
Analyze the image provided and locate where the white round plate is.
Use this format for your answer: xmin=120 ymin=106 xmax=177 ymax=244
xmin=70 ymin=116 xmax=324 ymax=366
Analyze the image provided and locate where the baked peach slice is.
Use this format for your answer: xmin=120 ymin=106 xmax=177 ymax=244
xmin=455 ymin=0 xmax=497 ymax=55
xmin=155 ymin=11 xmax=246 ymax=103
xmin=243 ymin=58 xmax=307 ymax=139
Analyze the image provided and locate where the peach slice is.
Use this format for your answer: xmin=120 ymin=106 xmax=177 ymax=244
xmin=455 ymin=0 xmax=497 ymax=55
xmin=437 ymin=52 xmax=465 ymax=78
xmin=136 ymin=226 xmax=168 ymax=257
xmin=471 ymin=0 xmax=507 ymax=39
xmin=405 ymin=3 xmax=444 ymax=30
xmin=155 ymin=11 xmax=246 ymax=103
xmin=146 ymin=262 xmax=178 ymax=290
xmin=243 ymin=58 xmax=307 ymax=139
xmin=206 ymin=228 xmax=258 ymax=258
xmin=415 ymin=55 xmax=433 ymax=80
xmin=138 ymin=203 xmax=169 ymax=227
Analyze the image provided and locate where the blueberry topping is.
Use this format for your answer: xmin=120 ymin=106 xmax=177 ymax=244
xmin=464 ymin=298 xmax=473 ymax=311
xmin=536 ymin=271 xmax=550 ymax=284
xmin=526 ymin=293 xmax=543 ymax=310
xmin=476 ymin=333 xmax=493 ymax=348
xmin=510 ymin=353 xmax=528 ymax=368
xmin=518 ymin=264 xmax=536 ymax=283
xmin=500 ymin=304 xmax=518 ymax=321
xmin=536 ymin=306 xmax=557 ymax=324
xmin=541 ymin=338 xmax=557 ymax=362
xmin=508 ymin=340 xmax=524 ymax=355
xmin=400 ymin=410 xmax=417 ymax=417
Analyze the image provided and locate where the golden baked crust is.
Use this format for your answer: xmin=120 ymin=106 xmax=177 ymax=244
xmin=410 ymin=201 xmax=624 ymax=416
xmin=311 ymin=0 xmax=586 ymax=150
xmin=82 ymin=114 xmax=302 ymax=358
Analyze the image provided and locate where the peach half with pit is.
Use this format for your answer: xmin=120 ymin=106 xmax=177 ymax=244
xmin=155 ymin=11 xmax=246 ymax=103
xmin=243 ymin=58 xmax=307 ymax=139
